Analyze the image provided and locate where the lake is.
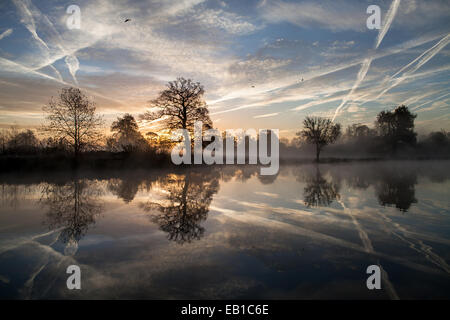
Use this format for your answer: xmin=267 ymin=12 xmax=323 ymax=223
xmin=0 ymin=161 xmax=449 ymax=299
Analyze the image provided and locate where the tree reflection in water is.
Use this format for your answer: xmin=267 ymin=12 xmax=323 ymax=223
xmin=302 ymin=166 xmax=340 ymax=207
xmin=36 ymin=162 xmax=423 ymax=255
xmin=296 ymin=163 xmax=420 ymax=212
xmin=41 ymin=180 xmax=103 ymax=255
xmin=107 ymin=178 xmax=140 ymax=203
xmin=140 ymin=169 xmax=220 ymax=244
xmin=375 ymin=169 xmax=417 ymax=212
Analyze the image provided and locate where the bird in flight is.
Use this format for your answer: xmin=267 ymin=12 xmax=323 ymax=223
xmin=124 ymin=18 xmax=131 ymax=23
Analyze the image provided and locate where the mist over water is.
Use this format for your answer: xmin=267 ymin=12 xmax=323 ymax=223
xmin=0 ymin=161 xmax=449 ymax=299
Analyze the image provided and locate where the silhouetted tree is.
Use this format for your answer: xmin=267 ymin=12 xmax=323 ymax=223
xmin=42 ymin=136 xmax=70 ymax=154
xmin=7 ymin=129 xmax=39 ymax=154
xmin=42 ymin=87 xmax=104 ymax=157
xmin=375 ymin=105 xmax=417 ymax=153
xmin=0 ymin=129 xmax=8 ymax=154
xmin=108 ymin=113 xmax=147 ymax=152
xmin=297 ymin=117 xmax=341 ymax=162
xmin=140 ymin=77 xmax=212 ymax=134
xmin=345 ymin=124 xmax=374 ymax=140
xmin=427 ymin=130 xmax=449 ymax=147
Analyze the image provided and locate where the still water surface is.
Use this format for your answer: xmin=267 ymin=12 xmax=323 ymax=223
xmin=0 ymin=161 xmax=449 ymax=299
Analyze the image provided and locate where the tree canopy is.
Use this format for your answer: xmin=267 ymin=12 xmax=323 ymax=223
xmin=140 ymin=77 xmax=212 ymax=134
xmin=108 ymin=113 xmax=147 ymax=152
xmin=42 ymin=87 xmax=103 ymax=156
xmin=297 ymin=117 xmax=341 ymax=162
xmin=375 ymin=105 xmax=417 ymax=153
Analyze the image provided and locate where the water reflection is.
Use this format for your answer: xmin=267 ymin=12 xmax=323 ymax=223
xmin=139 ymin=169 xmax=220 ymax=244
xmin=107 ymin=178 xmax=140 ymax=203
xmin=0 ymin=184 xmax=34 ymax=209
xmin=293 ymin=163 xmax=421 ymax=212
xmin=375 ymin=169 xmax=417 ymax=212
xmin=41 ymin=180 xmax=103 ymax=255
xmin=0 ymin=162 xmax=450 ymax=299
xmin=301 ymin=166 xmax=340 ymax=207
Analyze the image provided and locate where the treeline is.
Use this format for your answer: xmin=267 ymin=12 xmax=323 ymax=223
xmin=1 ymin=107 xmax=448 ymax=165
xmin=0 ymin=80 xmax=449 ymax=171
xmin=0 ymin=121 xmax=170 ymax=171
xmin=281 ymin=105 xmax=450 ymax=161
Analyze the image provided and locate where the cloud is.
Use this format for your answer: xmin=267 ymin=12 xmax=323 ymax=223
xmin=1 ymin=0 xmax=449 ymax=133
xmin=194 ymin=9 xmax=259 ymax=35
xmin=396 ymin=0 xmax=450 ymax=30
xmin=65 ymin=55 xmax=79 ymax=85
xmin=347 ymin=104 xmax=365 ymax=113
xmin=260 ymin=0 xmax=367 ymax=31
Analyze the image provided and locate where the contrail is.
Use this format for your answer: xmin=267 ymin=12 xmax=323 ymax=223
xmin=331 ymin=0 xmax=401 ymax=121
xmin=0 ymin=56 xmax=127 ymax=107
xmin=212 ymin=34 xmax=442 ymax=115
xmin=49 ymin=65 xmax=63 ymax=82
xmin=411 ymin=92 xmax=450 ymax=111
xmin=331 ymin=58 xmax=372 ymax=121
xmin=0 ymin=28 xmax=13 ymax=40
xmin=375 ymin=0 xmax=401 ymax=49
xmin=13 ymin=0 xmax=82 ymax=85
xmin=371 ymin=34 xmax=450 ymax=102
xmin=0 ymin=56 xmax=67 ymax=84
xmin=402 ymin=90 xmax=442 ymax=106
xmin=39 ymin=7 xmax=82 ymax=84
xmin=12 ymin=0 xmax=49 ymax=51
xmin=390 ymin=36 xmax=449 ymax=79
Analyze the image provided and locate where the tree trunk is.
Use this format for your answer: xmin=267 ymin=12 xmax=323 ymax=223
xmin=315 ymin=145 xmax=320 ymax=163
xmin=73 ymin=143 xmax=80 ymax=169
xmin=182 ymin=103 xmax=187 ymax=129
xmin=74 ymin=143 xmax=79 ymax=158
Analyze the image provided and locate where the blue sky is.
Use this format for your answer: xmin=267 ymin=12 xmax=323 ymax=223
xmin=0 ymin=0 xmax=449 ymax=138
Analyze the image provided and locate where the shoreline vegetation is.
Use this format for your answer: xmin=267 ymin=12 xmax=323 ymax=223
xmin=1 ymin=79 xmax=449 ymax=172
xmin=0 ymin=153 xmax=449 ymax=173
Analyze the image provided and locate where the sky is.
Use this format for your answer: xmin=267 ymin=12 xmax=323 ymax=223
xmin=0 ymin=0 xmax=449 ymax=138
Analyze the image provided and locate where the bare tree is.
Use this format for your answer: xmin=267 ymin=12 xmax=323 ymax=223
xmin=140 ymin=77 xmax=212 ymax=133
xmin=297 ymin=117 xmax=341 ymax=162
xmin=0 ymin=129 xmax=9 ymax=154
xmin=42 ymin=87 xmax=104 ymax=157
